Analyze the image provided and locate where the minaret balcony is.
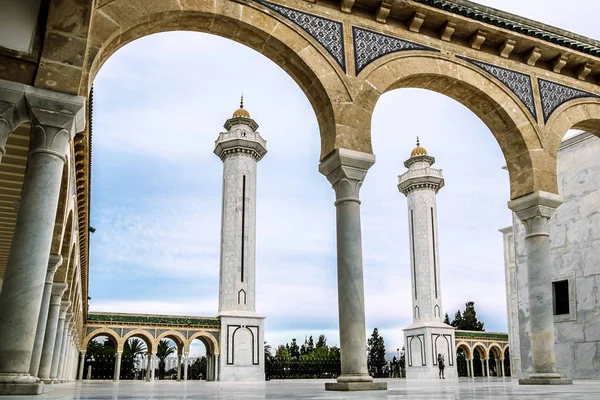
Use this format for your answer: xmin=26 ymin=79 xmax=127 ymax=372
xmin=398 ymin=167 xmax=445 ymax=194
xmin=214 ymin=130 xmax=267 ymax=161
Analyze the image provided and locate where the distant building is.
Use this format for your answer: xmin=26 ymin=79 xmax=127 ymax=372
xmin=501 ymin=132 xmax=600 ymax=379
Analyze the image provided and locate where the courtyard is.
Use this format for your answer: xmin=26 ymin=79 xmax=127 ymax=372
xmin=3 ymin=379 xmax=600 ymax=399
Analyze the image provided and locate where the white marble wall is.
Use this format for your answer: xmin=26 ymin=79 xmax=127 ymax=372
xmin=500 ymin=226 xmax=521 ymax=376
xmin=218 ymin=315 xmax=265 ymax=381
xmin=503 ymin=132 xmax=600 ymax=379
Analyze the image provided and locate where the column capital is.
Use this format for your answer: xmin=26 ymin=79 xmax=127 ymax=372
xmin=508 ymin=191 xmax=563 ymax=236
xmin=46 ymin=254 xmax=63 ymax=283
xmin=319 ymin=149 xmax=375 ymax=202
xmin=0 ymin=81 xmax=28 ymax=156
xmin=50 ymin=282 xmax=68 ymax=302
xmin=24 ymin=86 xmax=85 ymax=159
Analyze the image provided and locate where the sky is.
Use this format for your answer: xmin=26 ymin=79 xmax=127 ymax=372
xmin=88 ymin=0 xmax=599 ymax=357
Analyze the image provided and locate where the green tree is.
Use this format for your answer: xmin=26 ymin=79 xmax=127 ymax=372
xmin=316 ymin=335 xmax=327 ymax=349
xmin=264 ymin=342 xmax=272 ymax=363
xmin=443 ymin=313 xmax=451 ymax=325
xmin=289 ymin=339 xmax=300 ymax=360
xmin=367 ymin=328 xmax=386 ymax=377
xmin=156 ymin=339 xmax=176 ymax=379
xmin=449 ymin=302 xmax=485 ymax=331
xmin=274 ymin=345 xmax=290 ymax=360
xmin=189 ymin=356 xmax=207 ymax=380
xmin=121 ymin=338 xmax=147 ymax=379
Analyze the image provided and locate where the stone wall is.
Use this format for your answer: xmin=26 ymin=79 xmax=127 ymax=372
xmin=503 ymin=132 xmax=600 ymax=379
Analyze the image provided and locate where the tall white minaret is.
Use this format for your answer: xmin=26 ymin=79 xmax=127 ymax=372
xmin=398 ymin=138 xmax=456 ymax=380
xmin=214 ymin=97 xmax=266 ymax=381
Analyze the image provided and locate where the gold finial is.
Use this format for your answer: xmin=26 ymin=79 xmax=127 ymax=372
xmin=240 ymin=94 xmax=244 ymax=109
xmin=416 ymin=136 xmax=420 ymax=147
xmin=232 ymin=94 xmax=250 ymax=118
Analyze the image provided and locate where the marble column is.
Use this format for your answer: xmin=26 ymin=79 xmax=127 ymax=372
xmin=56 ymin=315 xmax=72 ymax=380
xmin=215 ymin=354 xmax=219 ymax=381
xmin=469 ymin=358 xmax=474 ymax=378
xmin=145 ymin=354 xmax=151 ymax=381
xmin=177 ymin=354 xmax=181 ymax=381
xmin=500 ymin=358 xmax=505 ymax=377
xmin=319 ymin=149 xmax=385 ymax=391
xmin=0 ymin=87 xmax=84 ymax=391
xmin=77 ymin=351 xmax=86 ymax=380
xmin=49 ymin=303 xmax=70 ymax=381
xmin=150 ymin=354 xmax=156 ymax=381
xmin=183 ymin=354 xmax=188 ymax=381
xmin=484 ymin=358 xmax=489 ymax=377
xmin=37 ymin=287 xmax=67 ymax=381
xmin=0 ymin=80 xmax=28 ymax=164
xmin=29 ymin=255 xmax=63 ymax=378
xmin=508 ymin=191 xmax=572 ymax=385
xmin=114 ymin=352 xmax=122 ymax=381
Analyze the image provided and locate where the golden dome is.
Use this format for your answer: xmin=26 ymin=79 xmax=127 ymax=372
xmin=410 ymin=137 xmax=428 ymax=157
xmin=232 ymin=95 xmax=250 ymax=118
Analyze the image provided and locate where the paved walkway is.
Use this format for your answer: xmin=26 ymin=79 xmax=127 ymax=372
xmin=5 ymin=378 xmax=600 ymax=399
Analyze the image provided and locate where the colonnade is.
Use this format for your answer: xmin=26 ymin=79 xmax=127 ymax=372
xmin=0 ymin=81 xmax=85 ymax=393
xmin=462 ymin=357 xmax=506 ymax=378
xmin=0 ymin=78 xmax=570 ymax=392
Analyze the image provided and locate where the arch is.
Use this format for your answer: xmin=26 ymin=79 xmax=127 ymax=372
xmin=154 ymin=330 xmax=187 ymax=353
xmin=502 ymin=344 xmax=510 ymax=359
xmin=120 ymin=329 xmax=155 ymax=353
xmin=49 ymin=162 xmax=71 ymax=255
xmin=82 ymin=328 xmax=120 ymax=350
xmin=545 ymin=98 xmax=600 ymax=154
xmin=82 ymin=0 xmax=351 ymax=159
xmin=187 ymin=331 xmax=220 ymax=355
xmin=354 ymin=53 xmax=548 ymax=200
xmin=472 ymin=342 xmax=488 ymax=359
xmin=488 ymin=343 xmax=503 ymax=359
xmin=455 ymin=342 xmax=472 ymax=359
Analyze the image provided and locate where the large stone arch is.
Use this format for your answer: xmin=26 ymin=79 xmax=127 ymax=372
xmin=487 ymin=343 xmax=503 ymax=359
xmin=120 ymin=329 xmax=155 ymax=353
xmin=351 ymin=52 xmax=547 ymax=200
xmin=502 ymin=344 xmax=510 ymax=359
xmin=82 ymin=327 xmax=120 ymax=350
xmin=545 ymin=98 xmax=600 ymax=154
xmin=81 ymin=0 xmax=351 ymax=159
xmin=187 ymin=331 xmax=220 ymax=355
xmin=455 ymin=342 xmax=472 ymax=359
xmin=472 ymin=342 xmax=488 ymax=359
xmin=154 ymin=330 xmax=187 ymax=353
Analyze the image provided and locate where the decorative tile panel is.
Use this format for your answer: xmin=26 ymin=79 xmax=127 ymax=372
xmin=86 ymin=327 xmax=96 ymax=336
xmin=538 ymin=78 xmax=600 ymax=123
xmin=255 ymin=0 xmax=345 ymax=71
xmin=458 ymin=56 xmax=537 ymax=121
xmin=352 ymin=26 xmax=437 ymax=75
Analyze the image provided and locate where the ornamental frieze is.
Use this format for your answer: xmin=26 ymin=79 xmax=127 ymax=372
xmin=353 ymin=27 xmax=438 ymax=75
xmin=538 ymin=79 xmax=600 ymax=123
xmin=255 ymin=0 xmax=345 ymax=71
xmin=458 ymin=57 xmax=537 ymax=121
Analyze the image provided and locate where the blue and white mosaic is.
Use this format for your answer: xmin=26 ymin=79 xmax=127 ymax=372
xmin=255 ymin=0 xmax=345 ymax=71
xmin=353 ymin=27 xmax=437 ymax=75
xmin=458 ymin=56 xmax=537 ymax=121
xmin=538 ymin=78 xmax=599 ymax=123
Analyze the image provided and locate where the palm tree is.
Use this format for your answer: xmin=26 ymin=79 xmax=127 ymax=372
xmin=122 ymin=338 xmax=147 ymax=379
xmin=156 ymin=339 xmax=176 ymax=380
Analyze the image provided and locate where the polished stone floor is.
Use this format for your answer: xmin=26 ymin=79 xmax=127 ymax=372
xmin=5 ymin=378 xmax=600 ymax=399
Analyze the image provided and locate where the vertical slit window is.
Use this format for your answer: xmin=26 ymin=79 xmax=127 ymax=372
xmin=552 ymin=280 xmax=569 ymax=315
xmin=241 ymin=175 xmax=246 ymax=283
xmin=411 ymin=209 xmax=417 ymax=300
xmin=431 ymin=207 xmax=438 ymax=299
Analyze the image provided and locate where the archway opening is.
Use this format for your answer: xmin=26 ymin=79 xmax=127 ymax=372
xmin=456 ymin=346 xmax=470 ymax=377
xmin=503 ymin=347 xmax=511 ymax=377
xmin=122 ymin=337 xmax=147 ymax=380
xmin=473 ymin=347 xmax=486 ymax=377
xmin=84 ymin=334 xmax=117 ymax=380
xmin=188 ymin=338 xmax=209 ymax=381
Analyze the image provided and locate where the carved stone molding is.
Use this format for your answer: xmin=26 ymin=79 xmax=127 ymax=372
xmin=353 ymin=27 xmax=437 ymax=75
xmin=255 ymin=0 xmax=345 ymax=71
xmin=458 ymin=57 xmax=537 ymax=121
xmin=538 ymin=78 xmax=600 ymax=123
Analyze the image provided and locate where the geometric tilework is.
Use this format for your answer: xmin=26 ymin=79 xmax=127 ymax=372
xmin=458 ymin=56 xmax=537 ymax=121
xmin=538 ymin=78 xmax=600 ymax=123
xmin=352 ymin=26 xmax=437 ymax=75
xmin=255 ymin=0 xmax=345 ymax=71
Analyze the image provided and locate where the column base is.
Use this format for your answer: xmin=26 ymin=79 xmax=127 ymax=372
xmin=325 ymin=382 xmax=387 ymax=391
xmin=0 ymin=382 xmax=44 ymax=395
xmin=519 ymin=373 xmax=573 ymax=385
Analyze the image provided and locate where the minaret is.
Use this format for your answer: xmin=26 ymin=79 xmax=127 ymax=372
xmin=214 ymin=97 xmax=266 ymax=381
xmin=398 ymin=138 xmax=456 ymax=380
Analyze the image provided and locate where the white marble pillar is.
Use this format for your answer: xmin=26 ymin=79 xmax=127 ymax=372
xmin=0 ymin=80 xmax=27 ymax=164
xmin=56 ymin=316 xmax=72 ymax=380
xmin=469 ymin=358 xmax=474 ymax=378
xmin=145 ymin=354 xmax=151 ymax=381
xmin=319 ymin=149 xmax=385 ymax=391
xmin=37 ymin=287 xmax=67 ymax=381
xmin=183 ymin=353 xmax=188 ymax=381
xmin=29 ymin=255 xmax=63 ymax=377
xmin=177 ymin=354 xmax=181 ymax=381
xmin=77 ymin=351 xmax=86 ymax=380
xmin=114 ymin=352 xmax=122 ymax=381
xmin=508 ymin=192 xmax=572 ymax=385
xmin=500 ymin=358 xmax=505 ymax=377
xmin=484 ymin=358 xmax=490 ymax=377
xmin=215 ymin=354 xmax=220 ymax=381
xmin=49 ymin=304 xmax=70 ymax=381
xmin=150 ymin=354 xmax=156 ymax=381
xmin=0 ymin=88 xmax=84 ymax=390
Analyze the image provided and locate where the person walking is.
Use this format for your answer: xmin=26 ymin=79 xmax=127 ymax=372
xmin=438 ymin=354 xmax=445 ymax=379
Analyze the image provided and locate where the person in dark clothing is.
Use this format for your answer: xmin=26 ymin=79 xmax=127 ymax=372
xmin=438 ymin=353 xmax=445 ymax=379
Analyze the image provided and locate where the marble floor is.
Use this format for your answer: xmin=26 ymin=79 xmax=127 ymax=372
xmin=4 ymin=378 xmax=600 ymax=399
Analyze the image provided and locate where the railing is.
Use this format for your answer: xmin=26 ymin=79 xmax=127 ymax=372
xmin=398 ymin=167 xmax=444 ymax=184
xmin=266 ymin=359 xmax=341 ymax=380
xmin=217 ymin=129 xmax=266 ymax=147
